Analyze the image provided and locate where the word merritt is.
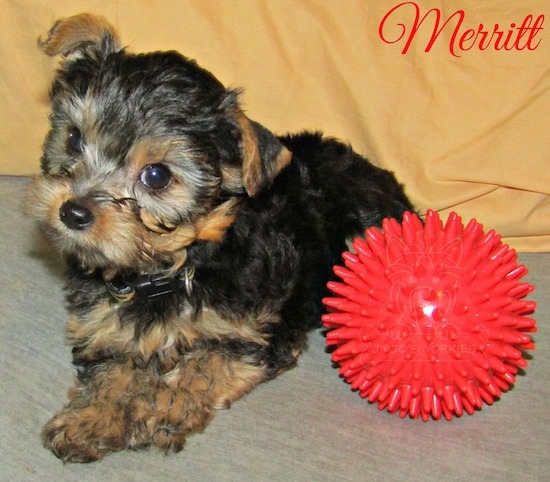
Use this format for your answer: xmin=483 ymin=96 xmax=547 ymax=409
xmin=379 ymin=2 xmax=544 ymax=56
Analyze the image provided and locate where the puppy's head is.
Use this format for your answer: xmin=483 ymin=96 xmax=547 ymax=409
xmin=28 ymin=13 xmax=291 ymax=274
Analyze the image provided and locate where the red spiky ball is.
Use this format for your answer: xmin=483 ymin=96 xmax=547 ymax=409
xmin=322 ymin=210 xmax=537 ymax=421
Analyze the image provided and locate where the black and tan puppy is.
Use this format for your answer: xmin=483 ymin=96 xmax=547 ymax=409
xmin=28 ymin=13 xmax=414 ymax=462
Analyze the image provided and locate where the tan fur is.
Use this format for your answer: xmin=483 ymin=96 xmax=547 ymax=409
xmin=66 ymin=300 xmax=272 ymax=368
xmin=27 ymin=170 xmax=238 ymax=274
xmin=195 ymin=198 xmax=240 ymax=242
xmin=45 ymin=306 xmax=271 ymax=461
xmin=236 ymin=112 xmax=292 ymax=197
xmin=27 ymin=175 xmax=148 ymax=270
xmin=140 ymin=210 xmax=180 ymax=234
xmin=146 ymin=198 xmax=240 ymax=253
xmin=127 ymin=138 xmax=173 ymax=173
xmin=38 ymin=13 xmax=118 ymax=57
xmin=221 ymin=165 xmax=245 ymax=192
xmin=66 ymin=303 xmax=135 ymax=357
xmin=236 ymin=112 xmax=262 ymax=196
xmin=162 ymin=352 xmax=267 ymax=410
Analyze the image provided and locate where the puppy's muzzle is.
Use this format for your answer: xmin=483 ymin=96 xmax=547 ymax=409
xmin=59 ymin=199 xmax=95 ymax=231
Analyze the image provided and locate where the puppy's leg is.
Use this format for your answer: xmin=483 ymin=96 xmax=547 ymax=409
xmin=43 ymin=353 xmax=267 ymax=462
xmin=43 ymin=363 xmax=134 ymax=462
xmin=130 ymin=352 xmax=267 ymax=452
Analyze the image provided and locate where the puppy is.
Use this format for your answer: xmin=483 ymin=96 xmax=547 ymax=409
xmin=28 ymin=13 xmax=414 ymax=462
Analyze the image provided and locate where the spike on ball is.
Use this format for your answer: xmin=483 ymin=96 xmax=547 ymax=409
xmin=322 ymin=210 xmax=537 ymax=421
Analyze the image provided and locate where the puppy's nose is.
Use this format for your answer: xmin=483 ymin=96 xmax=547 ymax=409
xmin=59 ymin=200 xmax=94 ymax=230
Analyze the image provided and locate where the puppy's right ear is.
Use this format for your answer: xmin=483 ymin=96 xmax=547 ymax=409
xmin=38 ymin=13 xmax=120 ymax=59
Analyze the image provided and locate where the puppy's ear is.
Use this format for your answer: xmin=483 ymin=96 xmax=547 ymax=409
xmin=235 ymin=112 xmax=292 ymax=197
xmin=38 ymin=13 xmax=120 ymax=59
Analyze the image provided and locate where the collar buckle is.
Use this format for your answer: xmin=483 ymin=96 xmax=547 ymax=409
xmin=106 ymin=267 xmax=195 ymax=303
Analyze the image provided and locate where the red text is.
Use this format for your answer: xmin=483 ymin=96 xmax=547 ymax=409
xmin=379 ymin=2 xmax=544 ymax=57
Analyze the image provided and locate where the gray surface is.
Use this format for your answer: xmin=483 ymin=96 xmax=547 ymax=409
xmin=1 ymin=175 xmax=549 ymax=481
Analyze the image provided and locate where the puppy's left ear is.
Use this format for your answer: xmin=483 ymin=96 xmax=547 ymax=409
xmin=38 ymin=13 xmax=120 ymax=59
xmin=235 ymin=113 xmax=292 ymax=197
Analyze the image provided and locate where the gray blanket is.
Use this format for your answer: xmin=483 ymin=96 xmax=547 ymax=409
xmin=1 ymin=176 xmax=548 ymax=481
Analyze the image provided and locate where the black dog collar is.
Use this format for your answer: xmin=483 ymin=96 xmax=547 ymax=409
xmin=105 ymin=267 xmax=195 ymax=302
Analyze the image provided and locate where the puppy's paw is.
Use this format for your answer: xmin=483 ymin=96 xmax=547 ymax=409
xmin=43 ymin=407 xmax=126 ymax=463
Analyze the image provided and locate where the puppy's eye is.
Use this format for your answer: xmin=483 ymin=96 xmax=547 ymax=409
xmin=140 ymin=164 xmax=173 ymax=190
xmin=66 ymin=127 xmax=84 ymax=156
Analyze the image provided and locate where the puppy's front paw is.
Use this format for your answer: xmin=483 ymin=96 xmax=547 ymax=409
xmin=43 ymin=406 xmax=126 ymax=463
